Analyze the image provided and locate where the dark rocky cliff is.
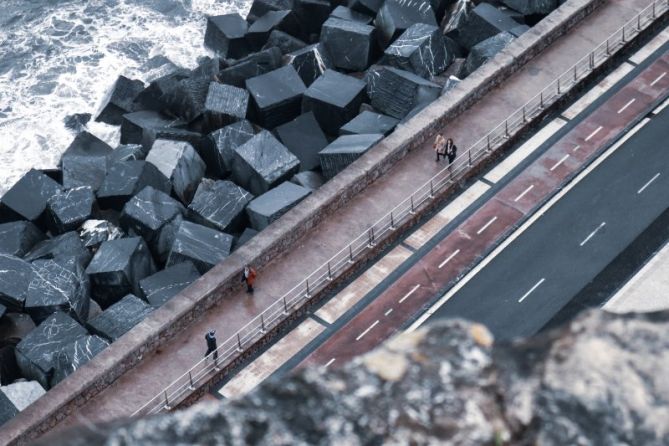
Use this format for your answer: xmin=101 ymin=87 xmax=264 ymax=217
xmin=39 ymin=310 xmax=669 ymax=445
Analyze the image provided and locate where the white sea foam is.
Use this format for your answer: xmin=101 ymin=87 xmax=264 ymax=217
xmin=0 ymin=0 xmax=250 ymax=194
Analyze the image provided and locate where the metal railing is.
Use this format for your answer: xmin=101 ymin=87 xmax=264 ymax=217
xmin=133 ymin=0 xmax=668 ymax=416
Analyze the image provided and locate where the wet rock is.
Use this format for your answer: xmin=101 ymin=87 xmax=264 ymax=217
xmin=365 ymin=66 xmax=441 ymax=118
xmin=291 ymin=170 xmax=325 ymax=190
xmin=14 ymin=311 xmax=89 ymax=389
xmin=275 ymin=112 xmax=329 ymax=171
xmin=261 ymin=30 xmax=307 ymax=54
xmin=319 ymin=133 xmax=383 ymax=179
xmin=87 ymin=294 xmax=153 ymax=342
xmin=443 ymin=57 xmax=467 ymax=79
xmin=441 ymin=75 xmax=461 ymax=95
xmin=303 ymin=69 xmax=367 ymax=135
xmin=0 ymin=169 xmax=62 ymax=225
xmin=51 ymin=335 xmax=109 ymax=387
xmin=231 ymin=130 xmax=301 ymax=196
xmin=375 ymin=0 xmax=438 ymax=48
xmin=133 ymin=67 xmax=191 ymax=112
xmin=60 ymin=132 xmax=113 ymax=191
xmin=502 ymin=0 xmax=557 ymax=15
xmin=285 ymin=43 xmax=334 ymax=87
xmin=63 ymin=113 xmax=92 ymax=132
xmin=0 ymin=391 xmax=17 ymax=426
xmin=464 ymin=31 xmax=515 ymax=76
xmin=120 ymin=110 xmax=186 ymax=149
xmin=188 ymin=179 xmax=253 ymax=233
xmin=0 ymin=221 xmax=45 ymax=257
xmin=248 ymin=0 xmax=296 ymax=21
xmin=0 ymin=341 xmax=20 ymax=386
xmin=97 ymin=161 xmax=171 ymax=210
xmin=24 ymin=231 xmax=92 ymax=268
xmin=120 ymin=186 xmax=185 ymax=261
xmin=201 ymin=82 xmax=249 ymax=133
xmin=348 ymin=0 xmax=384 ymax=16
xmin=0 ymin=255 xmax=32 ymax=312
xmin=217 ymin=47 xmax=283 ymax=88
xmin=95 ymin=75 xmax=145 ymax=125
xmin=202 ymin=120 xmax=255 ymax=178
xmin=145 ymin=140 xmax=205 ymax=204
xmin=330 ymin=5 xmax=374 ymax=24
xmin=0 ymin=313 xmax=35 ymax=343
xmin=161 ymin=76 xmax=211 ymax=123
xmin=246 ymin=182 xmax=311 ymax=230
xmin=77 ymin=220 xmax=124 ymax=251
xmin=166 ymin=220 xmax=233 ymax=274
xmin=295 ymin=0 xmax=331 ymax=36
xmin=85 ymin=237 xmax=156 ymax=309
xmin=138 ymin=261 xmax=200 ymax=307
xmin=247 ymin=10 xmax=302 ymax=50
xmin=233 ymin=227 xmax=258 ymax=250
xmin=204 ymin=13 xmax=250 ymax=59
xmin=382 ymin=23 xmax=452 ymax=78
xmin=246 ymin=65 xmax=306 ymax=129
xmin=189 ymin=56 xmax=222 ymax=81
xmin=339 ymin=110 xmax=398 ymax=136
xmin=46 ymin=186 xmax=95 ymax=234
xmin=455 ymin=3 xmax=520 ymax=50
xmin=108 ymin=144 xmax=147 ymax=164
xmin=320 ymin=18 xmax=376 ymax=72
xmin=0 ymin=304 xmax=5 ymax=320
xmin=0 ymin=380 xmax=45 ymax=412
xmin=25 ymin=258 xmax=90 ymax=325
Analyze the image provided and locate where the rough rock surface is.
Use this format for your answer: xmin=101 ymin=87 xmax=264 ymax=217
xmin=0 ymin=380 xmax=46 ymax=412
xmin=138 ymin=261 xmax=200 ymax=307
xmin=0 ymin=221 xmax=45 ymax=258
xmin=202 ymin=120 xmax=255 ymax=178
xmin=166 ymin=220 xmax=233 ymax=274
xmin=464 ymin=31 xmax=515 ymax=76
xmin=320 ymin=18 xmax=376 ymax=72
xmin=188 ymin=179 xmax=253 ymax=233
xmin=39 ymin=310 xmax=669 ymax=445
xmin=87 ymin=294 xmax=153 ymax=342
xmin=365 ymin=65 xmax=441 ymax=119
xmin=246 ymin=181 xmax=311 ymax=230
xmin=145 ymin=139 xmax=206 ymax=204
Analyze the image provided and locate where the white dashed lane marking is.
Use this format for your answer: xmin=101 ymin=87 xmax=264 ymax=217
xmin=650 ymin=71 xmax=666 ymax=86
xmin=637 ymin=173 xmax=660 ymax=194
xmin=438 ymin=249 xmax=460 ymax=269
xmin=398 ymin=284 xmax=421 ymax=303
xmin=476 ymin=216 xmax=498 ymax=235
xmin=580 ymin=222 xmax=606 ymax=246
xmin=550 ymin=154 xmax=570 ymax=171
xmin=617 ymin=98 xmax=636 ymax=114
xmin=514 ymin=184 xmax=534 ymax=202
xmin=585 ymin=125 xmax=603 ymax=142
xmin=518 ymin=278 xmax=545 ymax=303
xmin=355 ymin=320 xmax=379 ymax=341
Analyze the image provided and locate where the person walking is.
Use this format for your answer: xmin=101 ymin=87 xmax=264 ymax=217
xmin=446 ymin=138 xmax=458 ymax=165
xmin=204 ymin=330 xmax=218 ymax=366
xmin=434 ymin=133 xmax=447 ymax=162
xmin=241 ymin=264 xmax=257 ymax=293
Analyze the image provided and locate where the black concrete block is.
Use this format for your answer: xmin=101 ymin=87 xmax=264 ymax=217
xmin=319 ymin=133 xmax=383 ymax=179
xmin=120 ymin=111 xmax=187 ymax=149
xmin=0 ymin=169 xmax=62 ymax=225
xmin=464 ymin=31 xmax=515 ymax=76
xmin=189 ymin=56 xmax=222 ymax=81
xmin=339 ymin=110 xmax=398 ymax=136
xmin=275 ymin=112 xmax=329 ymax=171
xmin=502 ymin=0 xmax=557 ymax=15
xmin=188 ymin=179 xmax=253 ymax=233
xmin=25 ymin=257 xmax=90 ymax=325
xmin=85 ymin=237 xmax=156 ymax=309
xmin=15 ymin=311 xmax=89 ymax=389
xmin=302 ymin=70 xmax=367 ymax=135
xmin=233 ymin=227 xmax=258 ymax=250
xmin=166 ymin=220 xmax=233 ymax=274
xmin=97 ymin=161 xmax=171 ymax=210
xmin=132 ymin=68 xmax=191 ymax=112
xmin=0 ymin=391 xmax=18 ymax=426
xmin=0 ymin=222 xmax=45 ymax=258
xmin=320 ymin=17 xmax=376 ymax=71
xmin=120 ymin=186 xmax=185 ymax=261
xmin=204 ymin=13 xmax=250 ymax=59
xmin=291 ymin=170 xmax=325 ymax=190
xmin=0 ymin=341 xmax=20 ymax=386
xmin=95 ymin=75 xmax=145 ymax=125
xmin=231 ymin=130 xmax=301 ymax=195
xmin=246 ymin=65 xmax=306 ymax=129
xmin=51 ymin=334 xmax=109 ymax=387
xmin=330 ymin=5 xmax=373 ymax=24
xmin=286 ymin=43 xmax=334 ymax=86
xmin=78 ymin=220 xmax=124 ymax=251
xmin=348 ymin=0 xmax=384 ymax=16
xmin=161 ymin=76 xmax=211 ymax=123
xmin=455 ymin=3 xmax=519 ymax=50
xmin=203 ymin=120 xmax=255 ymax=178
xmin=295 ymin=0 xmax=332 ymax=35
xmin=46 ymin=187 xmax=95 ymax=234
xmin=262 ymin=30 xmax=307 ymax=54
xmin=375 ymin=0 xmax=437 ymax=48
xmin=217 ymin=47 xmax=283 ymax=88
xmin=0 ymin=254 xmax=32 ymax=312
xmin=382 ymin=23 xmax=451 ymax=78
xmin=247 ymin=10 xmax=302 ymax=50
xmin=24 ymin=231 xmax=92 ymax=268
xmin=139 ymin=261 xmax=200 ymax=308
xmin=201 ymin=82 xmax=249 ymax=133
xmin=87 ymin=294 xmax=153 ymax=341
xmin=108 ymin=144 xmax=148 ymax=164
xmin=246 ymin=181 xmax=311 ymax=230
xmin=365 ymin=65 xmax=441 ymax=118
xmin=249 ymin=0 xmax=296 ymax=21
xmin=145 ymin=140 xmax=206 ymax=204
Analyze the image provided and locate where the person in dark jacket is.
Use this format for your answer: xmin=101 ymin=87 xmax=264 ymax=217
xmin=205 ymin=330 xmax=218 ymax=365
xmin=446 ymin=138 xmax=457 ymax=165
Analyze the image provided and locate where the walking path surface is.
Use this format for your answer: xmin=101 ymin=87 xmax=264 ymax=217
xmin=58 ymin=0 xmax=658 ymax=429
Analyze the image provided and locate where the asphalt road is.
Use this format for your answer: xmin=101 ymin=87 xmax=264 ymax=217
xmin=428 ymin=106 xmax=669 ymax=340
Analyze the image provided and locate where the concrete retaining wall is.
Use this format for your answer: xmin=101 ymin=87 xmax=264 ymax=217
xmin=3 ymin=0 xmax=629 ymax=443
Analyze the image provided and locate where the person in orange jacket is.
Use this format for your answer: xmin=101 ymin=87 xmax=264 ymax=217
xmin=241 ymin=264 xmax=257 ymax=293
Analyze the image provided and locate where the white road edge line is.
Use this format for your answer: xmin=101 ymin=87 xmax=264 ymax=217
xmin=580 ymin=222 xmax=606 ymax=246
xmin=356 ymin=320 xmax=379 ymax=341
xmin=573 ymin=144 xmax=581 ymax=152
xmin=617 ymin=98 xmax=636 ymax=114
xmin=518 ymin=278 xmax=546 ymax=303
xmin=550 ymin=154 xmax=570 ymax=171
xmin=384 ymin=308 xmax=394 ymax=316
xmin=438 ymin=249 xmax=461 ymax=269
xmin=514 ymin=184 xmax=534 ymax=202
xmin=324 ymin=358 xmax=336 ymax=368
xmin=650 ymin=71 xmax=666 ymax=86
xmin=637 ymin=173 xmax=661 ymax=194
xmin=476 ymin=216 xmax=498 ymax=235
xmin=399 ymin=284 xmax=421 ymax=303
xmin=584 ymin=125 xmax=603 ymax=142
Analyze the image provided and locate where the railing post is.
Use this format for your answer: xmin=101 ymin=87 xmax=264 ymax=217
xmin=429 ymin=180 xmax=434 ymax=197
xmin=652 ymin=2 xmax=656 ymax=18
xmin=348 ymin=245 xmax=354 ymax=263
xmin=540 ymin=91 xmax=544 ymax=108
xmin=622 ymin=27 xmax=625 ymax=42
xmin=305 ymin=279 xmax=311 ymax=297
xmin=468 ymin=149 xmax=472 ymax=166
xmin=368 ymin=227 xmax=375 ymax=246
xmin=637 ymin=14 xmax=641 ymax=30
xmin=237 ymin=333 xmax=242 ymax=352
xmin=606 ymin=39 xmax=610 ymax=55
xmin=504 ymin=120 xmax=509 ymax=137
xmin=410 ymin=196 xmax=415 ymax=214
xmin=590 ymin=52 xmax=594 ymax=69
xmin=283 ymin=296 xmax=288 ymax=314
xmin=327 ymin=261 xmax=332 ymax=280
xmin=486 ymin=134 xmax=491 ymax=151
xmin=260 ymin=314 xmax=266 ymax=333
xmin=390 ymin=211 xmax=395 ymax=229
xmin=557 ymin=78 xmax=561 ymax=94
xmin=188 ymin=371 xmax=194 ymax=390
xmin=522 ymin=106 xmax=526 ymax=122
xmin=164 ymin=391 xmax=170 ymax=410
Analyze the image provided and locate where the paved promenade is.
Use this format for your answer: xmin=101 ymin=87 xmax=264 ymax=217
xmin=57 ymin=0 xmax=658 ymax=430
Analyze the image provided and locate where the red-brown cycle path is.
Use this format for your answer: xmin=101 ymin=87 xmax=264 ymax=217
xmin=300 ymin=51 xmax=669 ymax=369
